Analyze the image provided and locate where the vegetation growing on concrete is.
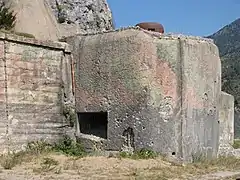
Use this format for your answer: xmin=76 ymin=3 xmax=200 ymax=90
xmin=0 ymin=3 xmax=34 ymax=38
xmin=0 ymin=2 xmax=16 ymax=30
xmin=56 ymin=4 xmax=67 ymax=23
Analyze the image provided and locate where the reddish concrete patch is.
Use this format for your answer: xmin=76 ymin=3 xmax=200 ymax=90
xmin=155 ymin=60 xmax=178 ymax=106
xmin=185 ymin=85 xmax=203 ymax=109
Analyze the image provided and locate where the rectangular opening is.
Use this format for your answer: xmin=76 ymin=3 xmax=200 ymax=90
xmin=148 ymin=28 xmax=155 ymax=31
xmin=77 ymin=111 xmax=108 ymax=139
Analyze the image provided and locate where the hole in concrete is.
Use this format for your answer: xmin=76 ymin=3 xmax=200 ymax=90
xmin=142 ymin=126 xmax=146 ymax=130
xmin=123 ymin=127 xmax=135 ymax=149
xmin=77 ymin=111 xmax=108 ymax=139
xmin=203 ymin=93 xmax=208 ymax=100
xmin=148 ymin=28 xmax=155 ymax=31
xmin=172 ymin=152 xmax=176 ymax=156
xmin=209 ymin=109 xmax=213 ymax=115
xmin=218 ymin=121 xmax=220 ymax=124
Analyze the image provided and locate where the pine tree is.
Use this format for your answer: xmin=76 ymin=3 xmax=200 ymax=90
xmin=0 ymin=2 xmax=16 ymax=30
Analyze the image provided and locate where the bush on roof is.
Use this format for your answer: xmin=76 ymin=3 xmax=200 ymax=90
xmin=0 ymin=2 xmax=16 ymax=30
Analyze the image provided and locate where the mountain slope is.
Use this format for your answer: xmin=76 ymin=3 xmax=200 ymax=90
xmin=207 ymin=18 xmax=240 ymax=138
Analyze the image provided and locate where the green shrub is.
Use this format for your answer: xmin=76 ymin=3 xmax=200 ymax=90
xmin=53 ymin=136 xmax=87 ymax=157
xmin=0 ymin=2 xmax=16 ymax=30
xmin=119 ymin=148 xmax=158 ymax=159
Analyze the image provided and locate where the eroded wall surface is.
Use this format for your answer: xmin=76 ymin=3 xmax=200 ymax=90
xmin=219 ymin=91 xmax=234 ymax=145
xmin=180 ymin=36 xmax=221 ymax=161
xmin=67 ymin=29 xmax=181 ymax=157
xmin=0 ymin=33 xmax=73 ymax=152
xmin=67 ymin=28 xmax=221 ymax=162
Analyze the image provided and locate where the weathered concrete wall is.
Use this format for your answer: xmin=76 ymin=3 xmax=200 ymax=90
xmin=66 ymin=28 xmax=221 ymax=162
xmin=0 ymin=33 xmax=73 ymax=153
xmin=181 ymin=36 xmax=221 ymax=161
xmin=219 ymin=92 xmax=234 ymax=145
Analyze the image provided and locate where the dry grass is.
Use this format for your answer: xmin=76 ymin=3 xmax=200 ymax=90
xmin=0 ymin=138 xmax=240 ymax=179
xmin=0 ymin=151 xmax=240 ymax=180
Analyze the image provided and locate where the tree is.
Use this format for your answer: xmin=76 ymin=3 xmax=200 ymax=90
xmin=0 ymin=2 xmax=16 ymax=30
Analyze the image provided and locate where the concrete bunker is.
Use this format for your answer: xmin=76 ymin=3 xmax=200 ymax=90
xmin=77 ymin=112 xmax=108 ymax=139
xmin=65 ymin=27 xmax=225 ymax=162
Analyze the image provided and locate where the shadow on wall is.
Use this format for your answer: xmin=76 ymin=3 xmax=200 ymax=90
xmin=235 ymin=110 xmax=240 ymax=138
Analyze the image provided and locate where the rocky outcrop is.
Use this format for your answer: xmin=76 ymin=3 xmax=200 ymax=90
xmin=48 ymin=0 xmax=114 ymax=37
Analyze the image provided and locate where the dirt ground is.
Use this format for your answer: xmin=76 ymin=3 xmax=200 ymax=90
xmin=0 ymin=153 xmax=240 ymax=180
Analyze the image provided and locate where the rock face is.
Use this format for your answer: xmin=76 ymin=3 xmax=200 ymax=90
xmin=48 ymin=0 xmax=114 ymax=37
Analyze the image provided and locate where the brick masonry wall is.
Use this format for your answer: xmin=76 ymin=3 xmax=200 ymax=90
xmin=0 ymin=33 xmax=74 ymax=153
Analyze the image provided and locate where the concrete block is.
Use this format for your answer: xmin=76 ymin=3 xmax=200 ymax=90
xmin=67 ymin=28 xmax=221 ymax=162
xmin=219 ymin=91 xmax=234 ymax=145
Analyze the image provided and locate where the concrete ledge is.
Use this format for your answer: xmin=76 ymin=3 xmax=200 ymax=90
xmin=0 ymin=32 xmax=71 ymax=53
xmin=64 ymin=26 xmax=214 ymax=43
xmin=76 ymin=134 xmax=107 ymax=151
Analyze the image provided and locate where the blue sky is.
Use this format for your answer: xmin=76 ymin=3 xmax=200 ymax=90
xmin=107 ymin=0 xmax=240 ymax=36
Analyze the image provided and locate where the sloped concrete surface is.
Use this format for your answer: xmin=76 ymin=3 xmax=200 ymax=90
xmin=6 ymin=0 xmax=61 ymax=40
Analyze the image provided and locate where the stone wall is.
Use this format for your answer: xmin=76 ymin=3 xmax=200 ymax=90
xmin=66 ymin=28 xmax=221 ymax=162
xmin=0 ymin=33 xmax=73 ymax=153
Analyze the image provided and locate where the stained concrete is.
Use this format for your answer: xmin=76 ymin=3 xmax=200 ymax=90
xmin=0 ymin=32 xmax=74 ymax=152
xmin=219 ymin=92 xmax=234 ymax=145
xmin=66 ymin=27 xmax=221 ymax=162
